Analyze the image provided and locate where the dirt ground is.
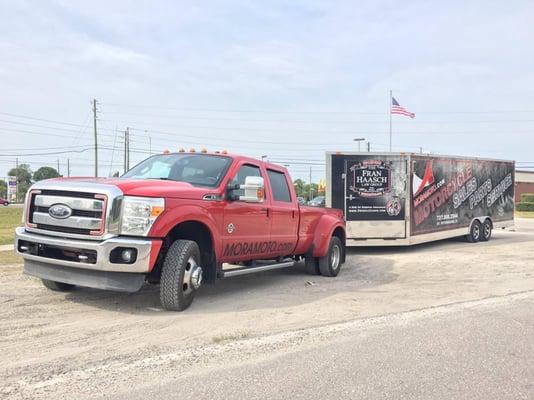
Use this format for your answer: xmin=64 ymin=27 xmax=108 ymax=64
xmin=1 ymin=219 xmax=533 ymax=399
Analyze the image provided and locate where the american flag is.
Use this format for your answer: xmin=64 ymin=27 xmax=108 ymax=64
xmin=391 ymin=97 xmax=415 ymax=119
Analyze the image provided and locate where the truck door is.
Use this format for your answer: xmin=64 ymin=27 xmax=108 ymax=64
xmin=265 ymin=168 xmax=298 ymax=257
xmin=342 ymin=155 xmax=408 ymax=239
xmin=222 ymin=163 xmax=272 ymax=262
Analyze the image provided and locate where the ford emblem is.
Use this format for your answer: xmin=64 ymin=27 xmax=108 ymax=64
xmin=48 ymin=203 xmax=73 ymax=219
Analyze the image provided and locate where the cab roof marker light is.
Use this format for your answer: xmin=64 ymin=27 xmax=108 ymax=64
xmin=201 ymin=148 xmax=208 ymax=153
xmin=179 ymin=148 xmax=185 ymax=153
xmin=163 ymin=149 xmax=170 ymax=154
xmin=190 ymin=148 xmax=196 ymax=153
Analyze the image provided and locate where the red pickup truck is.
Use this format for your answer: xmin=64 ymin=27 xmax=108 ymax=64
xmin=15 ymin=151 xmax=346 ymax=311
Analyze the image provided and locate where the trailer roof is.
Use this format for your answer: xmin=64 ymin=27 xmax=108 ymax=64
xmin=325 ymin=151 xmax=514 ymax=163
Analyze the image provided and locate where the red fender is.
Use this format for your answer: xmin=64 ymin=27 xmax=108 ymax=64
xmin=148 ymin=203 xmax=222 ymax=259
xmin=311 ymin=214 xmax=346 ymax=258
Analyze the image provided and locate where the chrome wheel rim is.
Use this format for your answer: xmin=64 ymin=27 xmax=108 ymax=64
xmin=484 ymin=223 xmax=491 ymax=239
xmin=183 ymin=257 xmax=202 ymax=295
xmin=331 ymin=244 xmax=341 ymax=270
xmin=473 ymin=224 xmax=480 ymax=240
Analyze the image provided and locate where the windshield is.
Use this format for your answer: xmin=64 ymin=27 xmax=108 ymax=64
xmin=122 ymin=153 xmax=232 ymax=188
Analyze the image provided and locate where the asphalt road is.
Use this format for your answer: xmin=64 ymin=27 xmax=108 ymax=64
xmin=109 ymin=292 xmax=534 ymax=400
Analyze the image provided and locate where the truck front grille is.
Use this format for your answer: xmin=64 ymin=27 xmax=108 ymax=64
xmin=28 ymin=190 xmax=107 ymax=237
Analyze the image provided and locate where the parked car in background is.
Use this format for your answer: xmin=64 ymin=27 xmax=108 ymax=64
xmin=0 ymin=198 xmax=9 ymax=206
xmin=308 ymin=196 xmax=325 ymax=207
xmin=297 ymin=196 xmax=306 ymax=205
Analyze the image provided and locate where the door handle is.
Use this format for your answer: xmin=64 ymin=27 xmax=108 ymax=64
xmin=260 ymin=207 xmax=270 ymax=217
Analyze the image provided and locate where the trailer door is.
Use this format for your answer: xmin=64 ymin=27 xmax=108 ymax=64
xmin=342 ymin=155 xmax=408 ymax=239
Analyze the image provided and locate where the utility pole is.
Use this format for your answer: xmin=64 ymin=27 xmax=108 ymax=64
xmin=309 ymin=166 xmax=313 ymax=200
xmin=124 ymin=128 xmax=130 ymax=173
xmin=57 ymin=159 xmax=60 ymax=175
xmin=367 ymin=142 xmax=371 ymax=152
xmin=389 ymin=89 xmax=393 ymax=152
xmin=93 ymin=99 xmax=98 ymax=177
xmin=146 ymin=130 xmax=152 ymax=156
xmin=67 ymin=159 xmax=70 ymax=177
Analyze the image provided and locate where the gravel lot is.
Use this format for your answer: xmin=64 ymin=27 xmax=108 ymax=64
xmin=1 ymin=219 xmax=533 ymax=399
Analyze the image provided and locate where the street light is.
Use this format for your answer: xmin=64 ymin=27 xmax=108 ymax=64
xmin=353 ymin=138 xmax=365 ymax=152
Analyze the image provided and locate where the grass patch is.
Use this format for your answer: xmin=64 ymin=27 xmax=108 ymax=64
xmin=212 ymin=331 xmax=251 ymax=344
xmin=0 ymin=250 xmax=22 ymax=265
xmin=516 ymin=211 xmax=534 ymax=219
xmin=0 ymin=207 xmax=23 ymax=245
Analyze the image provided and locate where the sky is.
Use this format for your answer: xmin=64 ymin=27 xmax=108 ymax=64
xmin=1 ymin=0 xmax=534 ymax=182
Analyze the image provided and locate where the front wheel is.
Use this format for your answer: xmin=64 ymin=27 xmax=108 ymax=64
xmin=160 ymin=240 xmax=203 ymax=311
xmin=318 ymin=236 xmax=344 ymax=277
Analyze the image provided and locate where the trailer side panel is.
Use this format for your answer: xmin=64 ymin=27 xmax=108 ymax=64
xmin=410 ymin=156 xmax=515 ymax=236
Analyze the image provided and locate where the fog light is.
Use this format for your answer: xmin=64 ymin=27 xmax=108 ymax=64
xmin=121 ymin=249 xmax=135 ymax=263
xmin=110 ymin=247 xmax=138 ymax=264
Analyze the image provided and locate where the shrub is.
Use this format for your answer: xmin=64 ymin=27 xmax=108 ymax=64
xmin=520 ymin=193 xmax=534 ymax=203
xmin=516 ymin=202 xmax=534 ymax=212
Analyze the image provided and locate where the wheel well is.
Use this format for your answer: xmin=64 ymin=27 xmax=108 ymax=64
xmin=332 ymin=226 xmax=346 ymax=262
xmin=150 ymin=221 xmax=217 ymax=284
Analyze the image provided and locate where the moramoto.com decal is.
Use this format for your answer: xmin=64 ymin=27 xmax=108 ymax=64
xmin=223 ymin=241 xmax=293 ymax=257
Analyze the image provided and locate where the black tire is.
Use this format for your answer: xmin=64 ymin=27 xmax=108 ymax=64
xmin=42 ymin=279 xmax=75 ymax=292
xmin=3 ymin=203 xmax=8 ymax=206
xmin=318 ymin=236 xmax=344 ymax=277
xmin=160 ymin=240 xmax=202 ymax=311
xmin=467 ymin=220 xmax=482 ymax=243
xmin=480 ymin=219 xmax=492 ymax=241
xmin=304 ymin=255 xmax=320 ymax=275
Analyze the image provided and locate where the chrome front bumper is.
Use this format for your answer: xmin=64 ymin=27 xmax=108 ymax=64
xmin=15 ymin=227 xmax=154 ymax=273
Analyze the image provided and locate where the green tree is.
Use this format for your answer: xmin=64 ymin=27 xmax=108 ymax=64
xmin=0 ymin=179 xmax=6 ymax=199
xmin=293 ymin=178 xmax=306 ymax=198
xmin=33 ymin=166 xmax=61 ymax=182
xmin=8 ymin=164 xmax=32 ymax=202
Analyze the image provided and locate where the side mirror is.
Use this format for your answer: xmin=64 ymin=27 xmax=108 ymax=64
xmin=229 ymin=176 xmax=265 ymax=203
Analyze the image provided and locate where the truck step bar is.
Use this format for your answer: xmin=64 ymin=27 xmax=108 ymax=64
xmin=223 ymin=260 xmax=295 ymax=278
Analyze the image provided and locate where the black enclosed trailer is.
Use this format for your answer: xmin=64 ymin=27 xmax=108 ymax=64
xmin=326 ymin=152 xmax=515 ymax=246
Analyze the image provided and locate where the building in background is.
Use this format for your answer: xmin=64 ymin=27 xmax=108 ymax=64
xmin=515 ymin=170 xmax=534 ymax=203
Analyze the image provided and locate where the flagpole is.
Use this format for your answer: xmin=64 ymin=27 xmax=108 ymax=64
xmin=389 ymin=89 xmax=393 ymax=152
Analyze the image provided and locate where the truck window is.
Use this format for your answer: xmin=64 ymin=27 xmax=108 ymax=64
xmin=230 ymin=164 xmax=263 ymax=198
xmin=122 ymin=154 xmax=231 ymax=188
xmin=267 ymin=169 xmax=291 ymax=202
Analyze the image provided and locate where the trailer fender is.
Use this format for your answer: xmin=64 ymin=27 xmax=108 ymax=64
xmin=311 ymin=216 xmax=346 ymax=258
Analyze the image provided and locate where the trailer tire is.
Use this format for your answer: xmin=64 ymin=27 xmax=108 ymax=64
xmin=304 ymin=256 xmax=320 ymax=275
xmin=160 ymin=240 xmax=202 ymax=311
xmin=42 ymin=279 xmax=75 ymax=292
xmin=318 ymin=236 xmax=343 ymax=277
xmin=480 ymin=219 xmax=492 ymax=241
xmin=467 ymin=220 xmax=482 ymax=243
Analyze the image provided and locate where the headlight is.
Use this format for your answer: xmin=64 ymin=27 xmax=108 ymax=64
xmin=120 ymin=196 xmax=165 ymax=236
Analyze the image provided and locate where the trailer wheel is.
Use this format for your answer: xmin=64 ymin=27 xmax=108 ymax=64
xmin=42 ymin=279 xmax=75 ymax=292
xmin=480 ymin=219 xmax=492 ymax=241
xmin=304 ymin=255 xmax=320 ymax=275
xmin=318 ymin=236 xmax=343 ymax=277
xmin=160 ymin=240 xmax=203 ymax=311
xmin=467 ymin=220 xmax=482 ymax=243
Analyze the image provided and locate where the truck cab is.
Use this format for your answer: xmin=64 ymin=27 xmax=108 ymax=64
xmin=16 ymin=151 xmax=346 ymax=311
